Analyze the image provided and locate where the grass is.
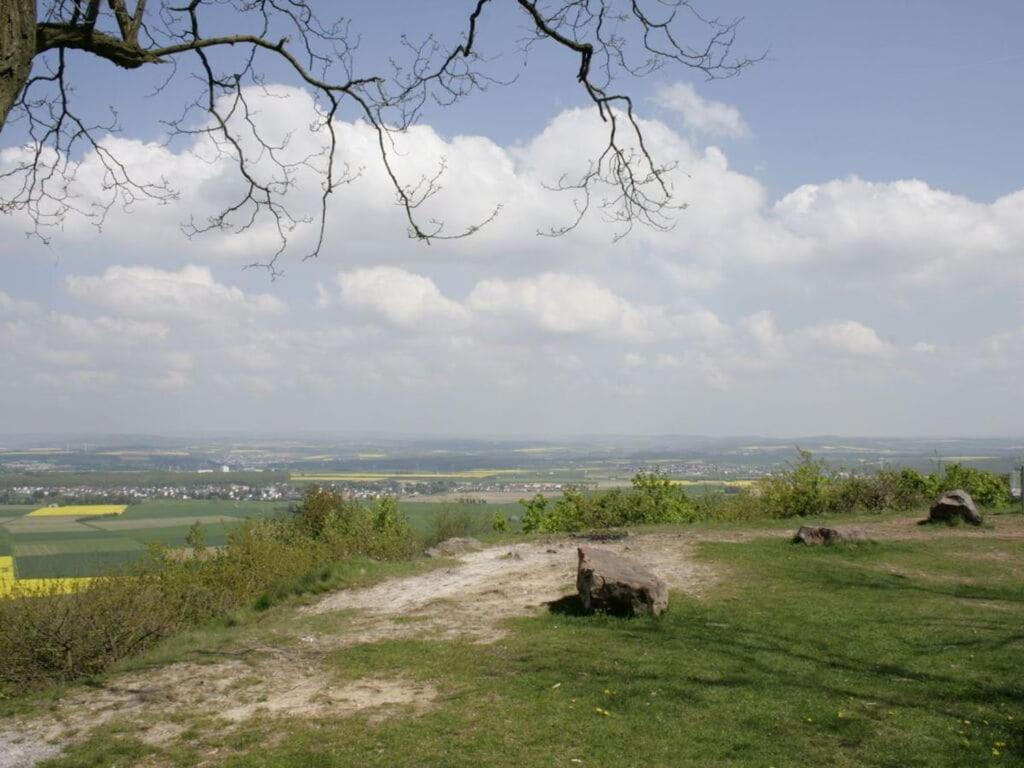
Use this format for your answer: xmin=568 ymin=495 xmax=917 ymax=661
xmin=34 ymin=523 xmax=1024 ymax=767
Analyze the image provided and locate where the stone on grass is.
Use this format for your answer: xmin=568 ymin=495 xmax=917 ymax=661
xmin=425 ymin=537 xmax=483 ymax=558
xmin=929 ymin=490 xmax=983 ymax=526
xmin=576 ymin=546 xmax=668 ymax=617
xmin=793 ymin=526 xmax=868 ymax=545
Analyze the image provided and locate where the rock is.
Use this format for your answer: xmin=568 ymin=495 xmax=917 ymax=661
xmin=576 ymin=546 xmax=668 ymax=617
xmin=793 ymin=526 xmax=868 ymax=545
xmin=929 ymin=489 xmax=983 ymax=526
xmin=425 ymin=537 xmax=483 ymax=558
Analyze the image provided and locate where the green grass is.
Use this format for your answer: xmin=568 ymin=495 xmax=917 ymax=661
xmin=398 ymin=501 xmax=520 ymax=534
xmin=12 ymin=537 xmax=145 ymax=557
xmin=13 ymin=550 xmax=145 ymax=578
xmin=117 ymin=500 xmax=289 ymax=520
xmin=117 ymin=522 xmax=239 ymax=548
xmin=0 ymin=504 xmax=34 ymax=518
xmin=36 ymin=529 xmax=1024 ymax=767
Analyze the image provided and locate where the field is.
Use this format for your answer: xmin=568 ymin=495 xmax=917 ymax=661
xmin=0 ymin=501 xmax=291 ymax=594
xmin=0 ymin=499 xmax=517 ymax=594
xmin=28 ymin=504 xmax=127 ymax=517
xmin=291 ymin=469 xmax=524 ymax=482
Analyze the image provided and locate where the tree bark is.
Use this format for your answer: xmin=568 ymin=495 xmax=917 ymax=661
xmin=0 ymin=0 xmax=37 ymax=130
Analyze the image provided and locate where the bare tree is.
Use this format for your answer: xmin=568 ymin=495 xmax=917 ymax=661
xmin=0 ymin=1 xmax=757 ymax=273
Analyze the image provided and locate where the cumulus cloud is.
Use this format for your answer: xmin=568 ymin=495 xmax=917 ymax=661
xmin=773 ymin=178 xmax=1024 ymax=283
xmin=65 ymin=265 xmax=285 ymax=322
xmin=653 ymin=82 xmax=749 ymax=138
xmin=797 ymin=320 xmax=896 ymax=358
xmin=1 ymin=85 xmax=1023 ymax=434
xmin=468 ymin=272 xmax=661 ymax=343
xmin=336 ymin=267 xmax=468 ymax=328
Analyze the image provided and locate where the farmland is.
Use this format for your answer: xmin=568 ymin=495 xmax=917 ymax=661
xmin=0 ymin=498 xmax=517 ymax=595
xmin=0 ymin=500 xmax=291 ymax=594
xmin=28 ymin=504 xmax=127 ymax=517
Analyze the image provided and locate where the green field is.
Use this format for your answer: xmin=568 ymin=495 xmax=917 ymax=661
xmin=0 ymin=499 xmax=521 ymax=581
xmin=0 ymin=500 xmax=292 ymax=581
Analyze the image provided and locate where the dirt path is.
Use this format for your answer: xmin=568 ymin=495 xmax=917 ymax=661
xmin=0 ymin=531 xmax=720 ymax=767
xmin=303 ymin=533 xmax=721 ymax=644
xmin=3 ymin=514 xmax=1022 ymax=767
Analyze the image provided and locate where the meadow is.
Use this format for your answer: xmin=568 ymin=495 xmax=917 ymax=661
xmin=10 ymin=513 xmax=1024 ymax=768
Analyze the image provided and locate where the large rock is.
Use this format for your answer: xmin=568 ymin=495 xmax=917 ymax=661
xmin=793 ymin=526 xmax=868 ymax=545
xmin=425 ymin=537 xmax=483 ymax=558
xmin=576 ymin=546 xmax=668 ymax=617
xmin=929 ymin=490 xmax=983 ymax=526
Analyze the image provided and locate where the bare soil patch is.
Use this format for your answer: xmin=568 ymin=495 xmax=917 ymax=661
xmin=305 ymin=533 xmax=720 ymax=644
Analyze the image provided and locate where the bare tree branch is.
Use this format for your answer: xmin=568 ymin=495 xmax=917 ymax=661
xmin=0 ymin=0 xmax=758 ymax=272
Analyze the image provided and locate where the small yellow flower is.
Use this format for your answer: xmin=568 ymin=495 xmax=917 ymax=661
xmin=992 ymin=748 xmax=1001 ymax=757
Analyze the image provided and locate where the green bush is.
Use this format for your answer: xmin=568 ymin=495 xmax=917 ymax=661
xmin=424 ymin=503 xmax=490 ymax=546
xmin=938 ymin=463 xmax=1014 ymax=508
xmin=519 ymin=456 xmax=1015 ymax=533
xmin=520 ymin=470 xmax=694 ymax=532
xmin=0 ymin=488 xmax=418 ymax=689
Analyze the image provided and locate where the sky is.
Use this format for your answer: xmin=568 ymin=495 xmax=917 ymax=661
xmin=1 ymin=0 xmax=1023 ymax=437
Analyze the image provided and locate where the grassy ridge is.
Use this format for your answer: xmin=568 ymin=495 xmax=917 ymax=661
xmin=38 ymin=530 xmax=1024 ymax=767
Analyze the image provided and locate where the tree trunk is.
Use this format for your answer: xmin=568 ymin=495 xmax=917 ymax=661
xmin=0 ymin=0 xmax=37 ymax=130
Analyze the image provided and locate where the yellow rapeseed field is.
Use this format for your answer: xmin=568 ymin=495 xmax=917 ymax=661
xmin=28 ymin=504 xmax=128 ymax=517
xmin=9 ymin=577 xmax=95 ymax=595
xmin=0 ymin=556 xmax=97 ymax=597
xmin=0 ymin=556 xmax=15 ymax=596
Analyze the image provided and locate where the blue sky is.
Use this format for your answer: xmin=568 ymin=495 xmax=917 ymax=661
xmin=1 ymin=1 xmax=1022 ymax=436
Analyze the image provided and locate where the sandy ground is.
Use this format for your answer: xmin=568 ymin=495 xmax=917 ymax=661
xmin=3 ymin=513 xmax=1022 ymax=767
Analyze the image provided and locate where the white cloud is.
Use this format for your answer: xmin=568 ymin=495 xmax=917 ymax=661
xmin=798 ymin=320 xmax=896 ymax=358
xmin=336 ymin=267 xmax=468 ymax=328
xmin=1 ymin=87 xmax=1023 ymax=435
xmin=742 ymin=311 xmax=786 ymax=358
xmin=653 ymin=82 xmax=749 ymax=138
xmin=773 ymin=178 xmax=1024 ymax=283
xmin=65 ymin=265 xmax=284 ymax=322
xmin=468 ymin=272 xmax=660 ymax=343
xmin=0 ymin=290 xmax=39 ymax=317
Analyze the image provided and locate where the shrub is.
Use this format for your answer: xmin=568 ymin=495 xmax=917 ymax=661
xmin=757 ymin=450 xmax=833 ymax=518
xmin=938 ymin=463 xmax=1014 ymax=508
xmin=0 ymin=488 xmax=418 ymax=689
xmin=518 ymin=455 xmax=1015 ymax=534
xmin=520 ymin=470 xmax=694 ymax=532
xmin=425 ymin=504 xmax=490 ymax=546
